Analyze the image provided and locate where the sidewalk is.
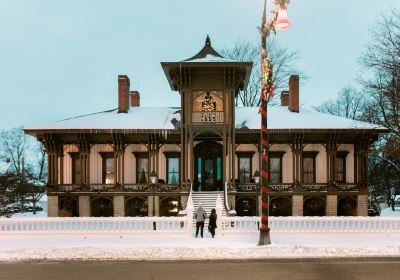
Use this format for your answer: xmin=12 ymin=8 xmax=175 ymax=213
xmin=1 ymin=232 xmax=400 ymax=262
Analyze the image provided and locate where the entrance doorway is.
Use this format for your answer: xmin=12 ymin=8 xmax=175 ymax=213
xmin=194 ymin=141 xmax=222 ymax=191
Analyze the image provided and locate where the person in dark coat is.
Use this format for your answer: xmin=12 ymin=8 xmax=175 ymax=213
xmin=194 ymin=204 xmax=207 ymax=238
xmin=208 ymin=208 xmax=217 ymax=238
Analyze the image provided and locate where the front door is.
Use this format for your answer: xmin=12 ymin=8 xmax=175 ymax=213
xmin=194 ymin=142 xmax=222 ymax=191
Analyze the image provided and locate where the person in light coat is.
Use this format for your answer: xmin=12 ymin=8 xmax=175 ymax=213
xmin=194 ymin=204 xmax=207 ymax=238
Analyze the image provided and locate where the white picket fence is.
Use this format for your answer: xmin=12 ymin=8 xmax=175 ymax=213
xmin=1 ymin=192 xmax=400 ymax=235
xmin=0 ymin=217 xmax=188 ymax=235
xmin=221 ymin=216 xmax=400 ymax=233
xmin=1 ymin=216 xmax=400 ymax=235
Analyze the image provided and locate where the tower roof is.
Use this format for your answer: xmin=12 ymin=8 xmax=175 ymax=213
xmin=183 ymin=35 xmax=225 ymax=62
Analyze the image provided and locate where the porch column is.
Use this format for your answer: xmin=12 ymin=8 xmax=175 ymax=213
xmin=47 ymin=151 xmax=58 ymax=185
xmin=47 ymin=196 xmax=59 ymax=217
xmin=114 ymin=150 xmax=125 ymax=185
xmin=148 ymin=195 xmax=154 ymax=216
xmin=79 ymin=196 xmax=91 ymax=217
xmin=154 ymin=195 xmax=160 ymax=216
xmin=326 ymin=195 xmax=337 ymax=216
xmin=113 ymin=134 xmax=125 ymax=185
xmin=113 ymin=196 xmax=125 ymax=217
xmin=57 ymin=145 xmax=64 ymax=184
xmin=326 ymin=135 xmax=337 ymax=183
xmin=292 ymin=195 xmax=303 ymax=216
xmin=78 ymin=134 xmax=90 ymax=185
xmin=357 ymin=194 xmax=368 ymax=216
xmin=292 ymin=134 xmax=303 ymax=185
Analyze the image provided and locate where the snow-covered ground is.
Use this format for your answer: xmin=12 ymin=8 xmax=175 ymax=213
xmin=380 ymin=207 xmax=400 ymax=217
xmin=0 ymin=232 xmax=399 ymax=262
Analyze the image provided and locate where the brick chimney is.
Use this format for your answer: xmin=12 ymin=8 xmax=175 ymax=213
xmin=130 ymin=91 xmax=140 ymax=107
xmin=280 ymin=91 xmax=289 ymax=106
xmin=118 ymin=75 xmax=130 ymax=113
xmin=289 ymin=75 xmax=299 ymax=113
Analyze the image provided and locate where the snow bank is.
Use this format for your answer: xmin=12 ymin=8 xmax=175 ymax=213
xmin=1 ymin=233 xmax=399 ymax=262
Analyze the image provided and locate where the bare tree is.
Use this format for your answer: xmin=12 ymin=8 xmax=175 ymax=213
xmin=0 ymin=127 xmax=27 ymax=175
xmin=316 ymin=9 xmax=400 ymax=211
xmin=0 ymin=128 xmax=47 ymax=215
xmin=314 ymin=85 xmax=366 ymax=120
xmin=221 ymin=37 xmax=304 ymax=106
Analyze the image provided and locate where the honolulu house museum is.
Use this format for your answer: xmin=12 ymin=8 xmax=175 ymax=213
xmin=25 ymin=37 xmax=388 ymax=218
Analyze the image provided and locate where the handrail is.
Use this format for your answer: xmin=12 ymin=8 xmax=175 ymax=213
xmin=223 ymin=182 xmax=231 ymax=214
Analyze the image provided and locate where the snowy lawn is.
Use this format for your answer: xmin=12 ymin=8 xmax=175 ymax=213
xmin=0 ymin=232 xmax=400 ymax=262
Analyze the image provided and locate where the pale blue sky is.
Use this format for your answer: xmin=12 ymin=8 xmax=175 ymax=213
xmin=0 ymin=0 xmax=399 ymax=129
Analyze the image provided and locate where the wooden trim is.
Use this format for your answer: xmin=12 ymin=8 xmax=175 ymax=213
xmin=337 ymin=151 xmax=349 ymax=158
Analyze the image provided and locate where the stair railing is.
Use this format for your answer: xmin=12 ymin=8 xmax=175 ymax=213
xmin=224 ymin=182 xmax=235 ymax=216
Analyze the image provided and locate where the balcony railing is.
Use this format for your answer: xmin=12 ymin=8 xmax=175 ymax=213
xmin=192 ymin=111 xmax=224 ymax=123
xmin=230 ymin=182 xmax=360 ymax=193
xmin=47 ymin=184 xmax=184 ymax=193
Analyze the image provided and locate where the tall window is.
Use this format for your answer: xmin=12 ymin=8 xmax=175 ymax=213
xmin=336 ymin=152 xmax=348 ymax=182
xmin=237 ymin=153 xmax=253 ymax=183
xmin=166 ymin=154 xmax=180 ymax=184
xmin=101 ymin=153 xmax=114 ymax=184
xmin=70 ymin=153 xmax=81 ymax=185
xmin=136 ymin=153 xmax=148 ymax=184
xmin=270 ymin=153 xmax=283 ymax=183
xmin=302 ymin=153 xmax=317 ymax=184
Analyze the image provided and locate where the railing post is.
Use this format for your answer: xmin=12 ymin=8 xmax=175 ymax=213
xmin=186 ymin=194 xmax=194 ymax=236
xmin=216 ymin=194 xmax=223 ymax=236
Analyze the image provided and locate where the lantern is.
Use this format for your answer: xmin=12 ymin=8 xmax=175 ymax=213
xmin=274 ymin=6 xmax=291 ymax=30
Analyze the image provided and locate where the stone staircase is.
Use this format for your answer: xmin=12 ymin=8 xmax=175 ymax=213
xmin=191 ymin=191 xmax=227 ymax=227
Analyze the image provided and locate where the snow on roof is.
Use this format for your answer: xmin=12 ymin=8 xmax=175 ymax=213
xmin=235 ymin=106 xmax=387 ymax=130
xmin=25 ymin=106 xmax=386 ymax=133
xmin=184 ymin=54 xmax=238 ymax=63
xmin=26 ymin=107 xmax=181 ymax=132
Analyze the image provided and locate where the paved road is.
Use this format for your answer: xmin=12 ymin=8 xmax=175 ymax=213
xmin=1 ymin=259 xmax=400 ymax=280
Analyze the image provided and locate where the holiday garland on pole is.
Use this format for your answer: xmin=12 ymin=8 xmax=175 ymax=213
xmin=258 ymin=0 xmax=290 ymax=246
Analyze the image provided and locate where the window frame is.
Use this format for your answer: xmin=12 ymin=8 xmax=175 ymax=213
xmin=335 ymin=151 xmax=348 ymax=183
xmin=269 ymin=152 xmax=284 ymax=183
xmin=99 ymin=152 xmax=115 ymax=184
xmin=302 ymin=152 xmax=318 ymax=184
xmin=133 ymin=152 xmax=149 ymax=184
xmin=236 ymin=152 xmax=254 ymax=184
xmin=69 ymin=152 xmax=81 ymax=185
xmin=164 ymin=152 xmax=180 ymax=184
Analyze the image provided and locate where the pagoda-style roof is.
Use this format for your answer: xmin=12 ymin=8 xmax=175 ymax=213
xmin=182 ymin=35 xmax=233 ymax=63
xmin=161 ymin=36 xmax=253 ymax=91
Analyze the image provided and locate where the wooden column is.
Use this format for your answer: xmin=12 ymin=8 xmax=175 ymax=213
xmin=113 ymin=134 xmax=125 ymax=185
xmin=57 ymin=145 xmax=64 ymax=184
xmin=326 ymin=134 xmax=337 ymax=183
xmin=78 ymin=134 xmax=90 ymax=185
xmin=44 ymin=134 xmax=59 ymax=185
xmin=291 ymin=133 xmax=303 ymax=185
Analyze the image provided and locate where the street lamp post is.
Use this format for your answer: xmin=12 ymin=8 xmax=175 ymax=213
xmin=258 ymin=0 xmax=291 ymax=246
